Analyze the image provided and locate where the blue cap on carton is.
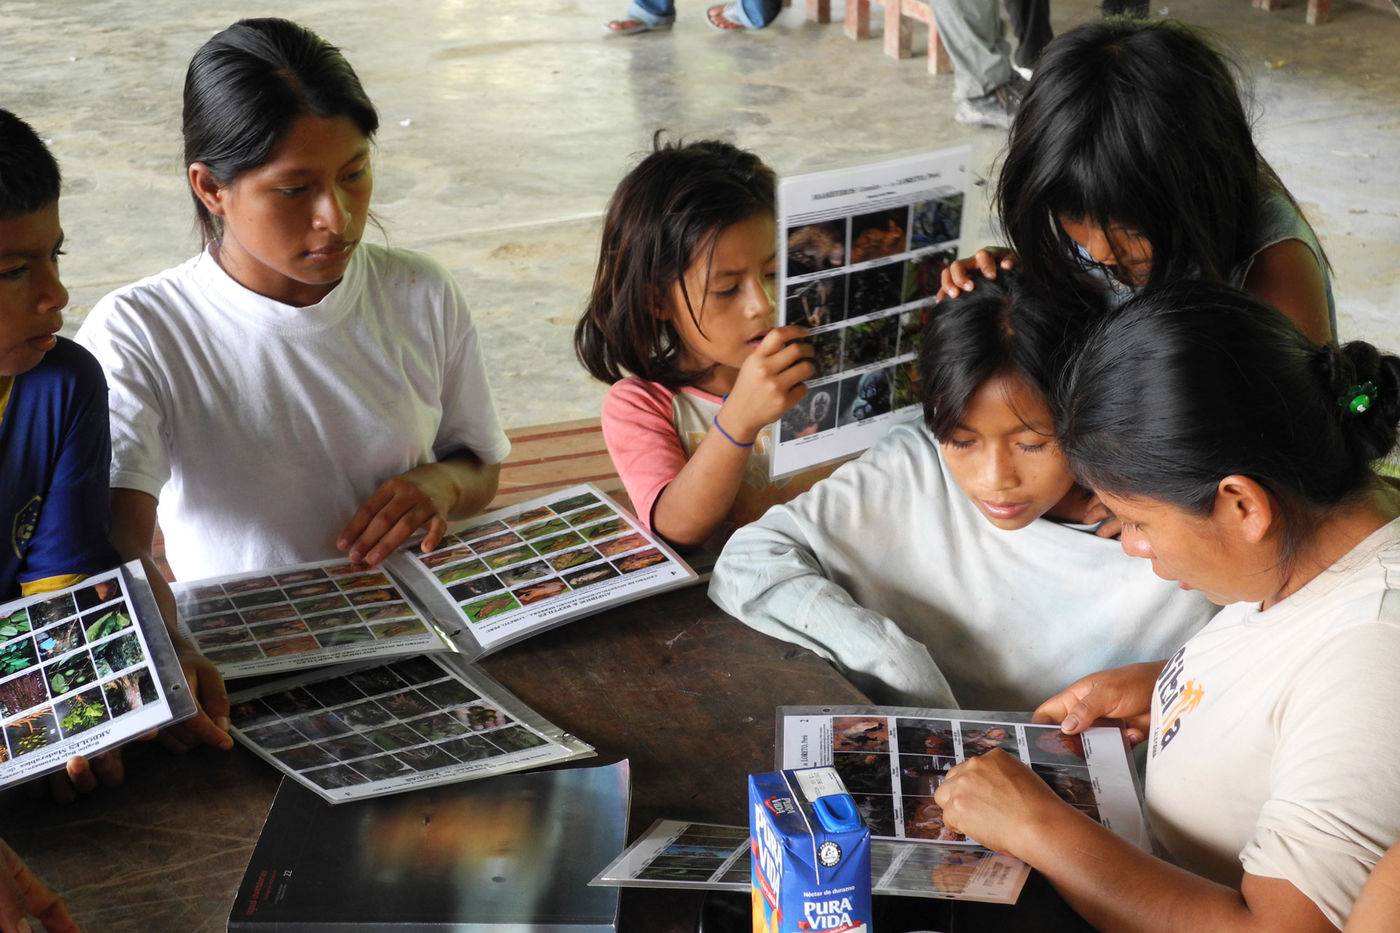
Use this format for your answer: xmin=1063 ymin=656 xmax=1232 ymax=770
xmin=812 ymin=793 xmax=862 ymax=833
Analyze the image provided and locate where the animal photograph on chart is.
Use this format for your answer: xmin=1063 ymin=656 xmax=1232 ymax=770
xmin=895 ymin=717 xmax=957 ymax=758
xmin=903 ymin=247 xmax=957 ymax=304
xmin=850 ymin=793 xmax=897 ymax=837
xmin=786 ymin=219 xmax=847 ymax=276
xmin=785 ymin=273 xmax=846 ymax=329
xmin=809 ymin=329 xmax=845 ymax=377
xmin=837 ymin=368 xmax=893 ymax=426
xmin=842 ymin=317 xmax=899 ymax=370
xmin=846 ymin=264 xmax=903 ymax=321
xmin=779 ymin=386 xmax=838 ymax=442
xmin=893 ymin=360 xmax=919 ymax=409
xmin=833 ymin=715 xmax=890 ymax=752
xmin=897 ymin=308 xmax=927 ymax=356
xmin=910 ymin=193 xmax=963 ymax=248
xmin=849 ymin=207 xmax=909 ymax=264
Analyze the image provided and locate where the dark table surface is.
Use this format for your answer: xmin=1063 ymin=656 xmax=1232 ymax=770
xmin=1 ymin=585 xmax=873 ymax=933
xmin=3 ymin=584 xmax=1095 ymax=932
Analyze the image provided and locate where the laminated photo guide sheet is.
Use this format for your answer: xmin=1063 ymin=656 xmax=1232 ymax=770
xmin=227 ymin=653 xmax=594 ymax=803
xmin=773 ymin=147 xmax=970 ymax=477
xmin=591 ymin=819 xmax=1028 ymax=904
xmin=0 ymin=561 xmax=196 ymax=787
xmin=779 ymin=706 xmax=1149 ymax=850
xmin=176 ymin=484 xmax=695 ymax=678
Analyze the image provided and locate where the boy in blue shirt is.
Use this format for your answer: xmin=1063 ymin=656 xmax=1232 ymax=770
xmin=0 ymin=115 xmax=115 ymax=600
xmin=0 ymin=110 xmax=230 ymax=816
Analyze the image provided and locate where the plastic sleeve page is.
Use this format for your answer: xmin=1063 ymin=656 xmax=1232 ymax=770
xmin=226 ymin=653 xmax=593 ymax=803
xmin=0 ymin=560 xmax=192 ymax=786
xmin=777 ymin=705 xmax=1148 ymax=850
xmin=589 ymin=819 xmax=1026 ymax=904
xmin=173 ymin=556 xmax=457 ymax=678
xmin=772 ymin=146 xmax=971 ymax=478
xmin=391 ymin=483 xmax=696 ymax=657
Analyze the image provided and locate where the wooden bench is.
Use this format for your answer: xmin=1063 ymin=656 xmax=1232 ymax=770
xmin=489 ymin=417 xmax=629 ymax=512
xmin=845 ymin=0 xmax=952 ymax=75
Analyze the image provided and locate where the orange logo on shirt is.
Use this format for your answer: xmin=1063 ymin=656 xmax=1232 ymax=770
xmin=1160 ymin=680 xmax=1204 ymax=734
xmin=1155 ymin=646 xmax=1204 ymax=750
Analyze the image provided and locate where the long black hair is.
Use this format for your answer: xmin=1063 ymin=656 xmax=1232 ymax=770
xmin=998 ymin=17 xmax=1305 ymax=305
xmin=917 ymin=271 xmax=1088 ymax=440
xmin=0 ymin=110 xmax=60 ymax=219
xmin=1056 ymin=282 xmax=1400 ymax=562
xmin=183 ymin=18 xmax=379 ymax=245
xmin=574 ymin=136 xmax=776 ymax=388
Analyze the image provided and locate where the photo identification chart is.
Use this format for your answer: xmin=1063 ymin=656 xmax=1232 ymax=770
xmin=177 ymin=484 xmax=695 ymax=678
xmin=228 ymin=653 xmax=594 ymax=803
xmin=778 ymin=706 xmax=1148 ymax=849
xmin=0 ymin=561 xmax=195 ymax=787
xmin=591 ymin=819 xmax=1029 ymax=904
xmin=176 ymin=559 xmax=447 ymax=678
xmin=392 ymin=484 xmax=696 ymax=656
xmin=774 ymin=147 xmax=970 ymax=478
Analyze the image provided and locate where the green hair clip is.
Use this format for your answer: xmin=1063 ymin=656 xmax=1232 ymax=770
xmin=1340 ymin=381 xmax=1378 ymax=415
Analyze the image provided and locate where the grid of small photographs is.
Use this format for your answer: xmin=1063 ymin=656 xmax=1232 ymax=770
xmin=410 ymin=489 xmax=670 ymax=626
xmin=635 ymin=824 xmax=752 ymax=885
xmin=780 ymin=194 xmax=963 ymax=444
xmin=0 ymin=575 xmax=159 ymax=769
xmin=229 ymin=655 xmax=562 ymax=800
xmin=178 ymin=564 xmax=433 ymax=670
xmin=829 ymin=714 xmax=1098 ymax=843
xmin=594 ymin=819 xmax=1023 ymax=902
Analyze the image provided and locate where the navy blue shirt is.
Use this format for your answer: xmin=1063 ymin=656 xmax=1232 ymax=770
xmin=1 ymin=337 xmax=118 ymax=599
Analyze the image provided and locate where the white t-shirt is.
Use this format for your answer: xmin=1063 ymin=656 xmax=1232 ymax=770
xmin=1146 ymin=518 xmax=1400 ymax=928
xmin=77 ymin=243 xmax=511 ymax=580
xmin=708 ymin=423 xmax=1218 ymax=710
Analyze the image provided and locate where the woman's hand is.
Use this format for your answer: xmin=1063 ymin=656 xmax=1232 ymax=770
xmin=337 ymin=454 xmax=499 ymax=566
xmin=717 ymin=325 xmax=815 ymax=443
xmin=0 ymin=837 xmax=78 ymax=933
xmin=939 ymin=247 xmax=1017 ymax=300
xmin=933 ymin=749 xmax=1073 ymax=857
xmin=338 ymin=469 xmax=452 ymax=566
xmin=1033 ymin=660 xmax=1166 ymax=745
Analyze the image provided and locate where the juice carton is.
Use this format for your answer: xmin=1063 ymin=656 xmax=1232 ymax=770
xmin=749 ymin=766 xmax=871 ymax=933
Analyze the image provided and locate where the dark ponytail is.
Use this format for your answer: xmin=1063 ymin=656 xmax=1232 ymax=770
xmin=1056 ymin=282 xmax=1400 ymax=561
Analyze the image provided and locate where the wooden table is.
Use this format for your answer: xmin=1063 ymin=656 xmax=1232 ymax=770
xmin=0 ymin=586 xmax=870 ymax=932
xmin=3 ymin=584 xmax=1095 ymax=932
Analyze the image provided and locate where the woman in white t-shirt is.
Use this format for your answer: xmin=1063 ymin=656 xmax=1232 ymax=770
xmin=934 ymin=282 xmax=1400 ymax=931
xmin=78 ymin=18 xmax=510 ymax=582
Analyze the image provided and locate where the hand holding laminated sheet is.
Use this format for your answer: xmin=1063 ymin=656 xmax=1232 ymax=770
xmin=0 ymin=561 xmax=196 ymax=788
xmin=773 ymin=147 xmax=971 ymax=478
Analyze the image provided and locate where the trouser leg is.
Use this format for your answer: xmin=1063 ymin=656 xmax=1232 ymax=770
xmin=1003 ymin=0 xmax=1052 ymax=68
xmin=929 ymin=0 xmax=1012 ymax=99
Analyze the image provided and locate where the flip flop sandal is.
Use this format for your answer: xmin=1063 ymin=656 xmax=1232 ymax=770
xmin=603 ymin=17 xmax=672 ymax=35
xmin=705 ymin=2 xmax=746 ymax=29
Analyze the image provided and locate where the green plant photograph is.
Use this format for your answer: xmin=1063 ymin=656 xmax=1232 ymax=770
xmin=0 ymin=608 xmax=31 ymax=641
xmin=57 ymin=687 xmax=109 ymax=737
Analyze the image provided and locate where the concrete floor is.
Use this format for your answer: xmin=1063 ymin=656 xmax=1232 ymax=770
xmin=8 ymin=0 xmax=1399 ymax=428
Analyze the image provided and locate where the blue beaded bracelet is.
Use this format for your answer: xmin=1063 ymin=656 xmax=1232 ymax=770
xmin=712 ymin=414 xmax=754 ymax=448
